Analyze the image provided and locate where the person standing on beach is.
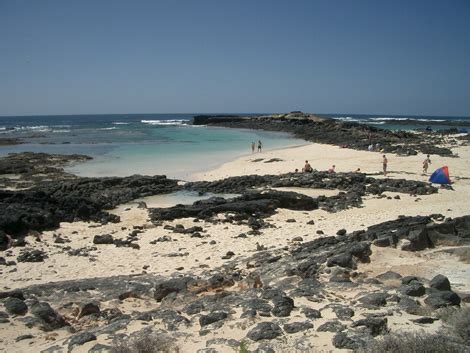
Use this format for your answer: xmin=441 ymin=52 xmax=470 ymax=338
xmin=251 ymin=141 xmax=255 ymax=153
xmin=382 ymin=155 xmax=388 ymax=176
xmin=258 ymin=140 xmax=263 ymax=152
xmin=422 ymin=154 xmax=431 ymax=174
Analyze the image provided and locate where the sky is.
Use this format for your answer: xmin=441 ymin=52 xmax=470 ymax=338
xmin=0 ymin=0 xmax=469 ymax=117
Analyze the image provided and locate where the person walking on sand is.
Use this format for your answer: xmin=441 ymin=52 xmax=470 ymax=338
xmin=251 ymin=141 xmax=255 ymax=153
xmin=422 ymin=154 xmax=431 ymax=174
xmin=382 ymin=154 xmax=388 ymax=176
xmin=257 ymin=140 xmax=263 ymax=152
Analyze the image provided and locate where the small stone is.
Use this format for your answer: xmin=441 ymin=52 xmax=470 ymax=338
xmin=283 ymin=321 xmax=313 ymax=334
xmin=92 ymin=234 xmax=114 ymax=245
xmin=78 ymin=302 xmax=100 ymax=318
xmin=430 ymin=274 xmax=451 ymax=291
xmin=4 ymin=297 xmax=28 ymax=316
xmin=317 ymin=320 xmax=346 ymax=332
xmin=199 ymin=311 xmax=228 ymax=327
xmin=247 ymin=322 xmax=282 ymax=341
xmin=302 ymin=308 xmax=322 ymax=319
xmin=68 ymin=332 xmax=96 ymax=350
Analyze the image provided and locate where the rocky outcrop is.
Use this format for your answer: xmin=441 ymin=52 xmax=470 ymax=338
xmin=192 ymin=115 xmax=454 ymax=156
xmin=149 ymin=190 xmax=318 ymax=222
xmin=0 ymin=175 xmax=180 ymax=237
xmin=360 ymin=215 xmax=470 ymax=250
xmin=185 ymin=171 xmax=437 ymax=196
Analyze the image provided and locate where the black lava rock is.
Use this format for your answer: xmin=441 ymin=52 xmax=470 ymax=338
xmin=247 ymin=322 xmax=283 ymax=341
xmin=199 ymin=311 xmax=228 ymax=327
xmin=4 ymin=297 xmax=28 ymax=316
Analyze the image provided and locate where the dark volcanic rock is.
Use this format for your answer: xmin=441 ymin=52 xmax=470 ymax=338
xmin=358 ymin=293 xmax=387 ymax=308
xmin=302 ymin=308 xmax=322 ymax=319
xmin=401 ymin=276 xmax=420 ymax=285
xmin=0 ymin=231 xmax=9 ymax=250
xmin=0 ymin=170 xmax=179 ymax=236
xmin=424 ymin=290 xmax=461 ymax=308
xmin=154 ymin=278 xmax=193 ymax=302
xmin=327 ymin=253 xmax=354 ymax=269
xmin=4 ymin=297 xmax=28 ymax=315
xmin=0 ymin=289 xmax=25 ymax=300
xmin=351 ymin=317 xmax=388 ymax=336
xmin=78 ymin=302 xmax=100 ymax=318
xmin=68 ymin=332 xmax=96 ymax=350
xmin=271 ymin=295 xmax=294 ymax=317
xmin=332 ymin=332 xmax=366 ymax=350
xmin=332 ymin=306 xmax=355 ymax=320
xmin=31 ymin=302 xmax=68 ymax=331
xmin=247 ymin=322 xmax=283 ymax=341
xmin=17 ymin=249 xmax=47 ymax=263
xmin=283 ymin=321 xmax=314 ymax=334
xmin=317 ymin=320 xmax=346 ymax=332
xmin=199 ymin=311 xmax=228 ymax=327
xmin=429 ymin=274 xmax=451 ymax=291
xmin=400 ymin=282 xmax=426 ymax=297
xmin=411 ymin=317 xmax=439 ymax=324
xmin=376 ymin=271 xmax=402 ymax=281
xmin=93 ymin=234 xmax=114 ymax=245
xmin=149 ymin=190 xmax=318 ymax=222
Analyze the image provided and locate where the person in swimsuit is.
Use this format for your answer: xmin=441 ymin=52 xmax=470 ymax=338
xmin=422 ymin=154 xmax=431 ymax=174
xmin=258 ymin=140 xmax=263 ymax=152
xmin=251 ymin=141 xmax=255 ymax=153
xmin=303 ymin=160 xmax=313 ymax=173
xmin=382 ymin=155 xmax=388 ymax=176
xmin=328 ymin=165 xmax=336 ymax=173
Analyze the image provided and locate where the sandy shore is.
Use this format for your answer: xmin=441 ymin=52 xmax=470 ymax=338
xmin=1 ymin=140 xmax=469 ymax=352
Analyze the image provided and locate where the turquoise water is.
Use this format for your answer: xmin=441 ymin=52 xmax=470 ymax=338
xmin=3 ymin=113 xmax=468 ymax=179
xmin=0 ymin=114 xmax=304 ymax=179
xmin=116 ymin=190 xmax=240 ymax=210
xmin=67 ymin=126 xmax=304 ymax=179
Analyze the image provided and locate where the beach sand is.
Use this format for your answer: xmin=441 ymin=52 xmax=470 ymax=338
xmin=1 ymin=140 xmax=469 ymax=352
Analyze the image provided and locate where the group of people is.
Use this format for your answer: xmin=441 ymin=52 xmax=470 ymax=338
xmin=300 ymin=161 xmax=338 ymax=173
xmin=297 ymin=154 xmax=430 ymax=177
xmin=251 ymin=140 xmax=263 ymax=153
xmin=250 ymin=140 xmax=432 ymax=177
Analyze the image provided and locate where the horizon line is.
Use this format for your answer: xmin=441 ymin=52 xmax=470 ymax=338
xmin=1 ymin=112 xmax=469 ymax=119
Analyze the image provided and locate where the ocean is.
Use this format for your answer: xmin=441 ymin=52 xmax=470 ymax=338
xmin=0 ymin=114 xmax=305 ymax=179
xmin=322 ymin=114 xmax=470 ymax=131
xmin=1 ymin=113 xmax=469 ymax=179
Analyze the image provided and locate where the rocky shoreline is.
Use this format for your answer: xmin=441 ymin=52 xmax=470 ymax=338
xmin=192 ymin=113 xmax=456 ymax=156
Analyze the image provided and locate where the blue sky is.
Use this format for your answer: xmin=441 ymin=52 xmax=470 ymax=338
xmin=1 ymin=0 xmax=469 ymax=116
